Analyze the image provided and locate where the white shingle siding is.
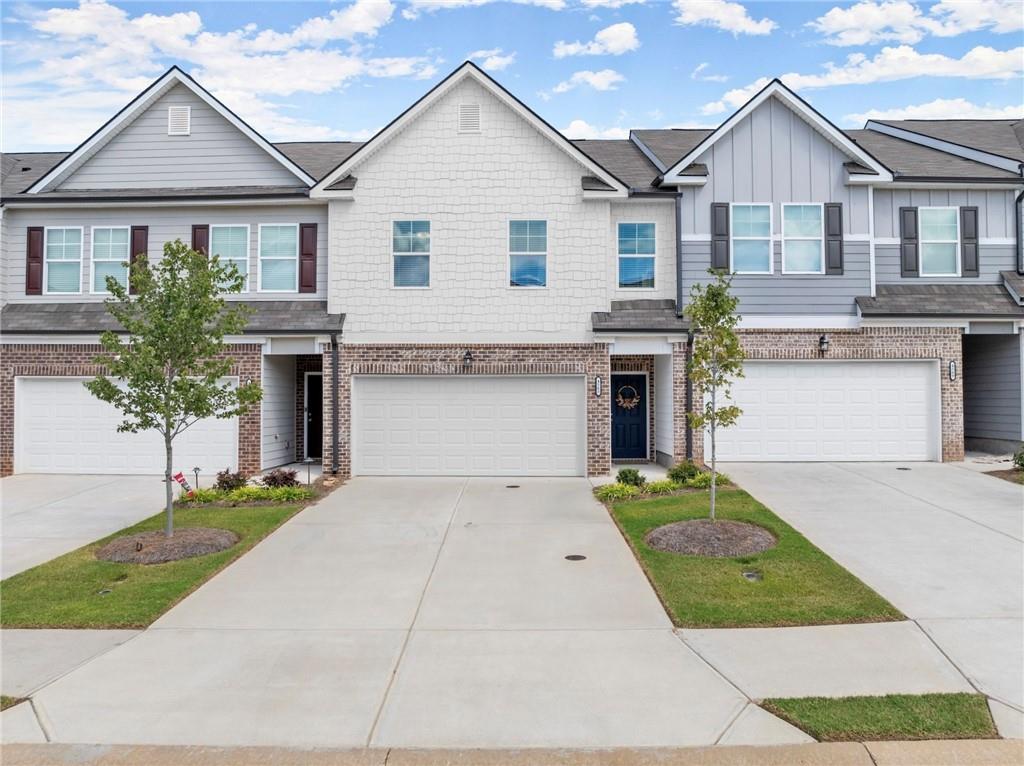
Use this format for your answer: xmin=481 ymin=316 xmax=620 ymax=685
xmin=328 ymin=78 xmax=655 ymax=342
xmin=609 ymin=200 xmax=676 ymax=301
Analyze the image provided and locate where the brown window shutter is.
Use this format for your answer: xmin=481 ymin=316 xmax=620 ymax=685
xmin=710 ymin=203 xmax=729 ymax=271
xmin=899 ymin=207 xmax=918 ymax=277
xmin=192 ymin=224 xmax=209 ymax=256
xmin=960 ymin=206 xmax=979 ymax=278
xmin=824 ymin=203 xmax=844 ymax=275
xmin=299 ymin=223 xmax=317 ymax=293
xmin=129 ymin=226 xmax=149 ymax=295
xmin=25 ymin=226 xmax=44 ymax=295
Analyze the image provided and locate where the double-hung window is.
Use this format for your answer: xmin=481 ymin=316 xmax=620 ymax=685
xmin=44 ymin=227 xmax=82 ymax=294
xmin=211 ymin=225 xmax=250 ymax=289
xmin=258 ymin=224 xmax=299 ymax=292
xmin=91 ymin=226 xmax=130 ymax=293
xmin=781 ymin=204 xmax=824 ymax=274
xmin=393 ymin=220 xmax=430 ymax=288
xmin=731 ymin=204 xmax=772 ymax=274
xmin=509 ymin=220 xmax=547 ymax=287
xmin=617 ymin=222 xmax=655 ymax=288
xmin=919 ymin=207 xmax=959 ymax=276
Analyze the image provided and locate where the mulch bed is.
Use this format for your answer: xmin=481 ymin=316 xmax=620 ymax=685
xmin=645 ymin=519 xmax=777 ymax=558
xmin=96 ymin=528 xmax=240 ymax=565
xmin=986 ymin=469 xmax=1024 ymax=485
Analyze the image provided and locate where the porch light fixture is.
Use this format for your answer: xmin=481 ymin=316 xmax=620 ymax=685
xmin=595 ymin=376 xmax=603 ymax=397
xmin=818 ymin=334 xmax=830 ymax=355
xmin=463 ymin=349 xmax=474 ymax=369
xmin=949 ymin=360 xmax=957 ymax=381
xmin=192 ymin=466 xmax=201 ymax=489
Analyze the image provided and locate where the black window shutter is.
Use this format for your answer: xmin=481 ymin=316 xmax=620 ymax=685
xmin=824 ymin=203 xmax=844 ymax=275
xmin=960 ymin=206 xmax=979 ymax=278
xmin=191 ymin=224 xmax=209 ymax=256
xmin=129 ymin=225 xmax=148 ymax=295
xmin=899 ymin=207 xmax=919 ymax=277
xmin=26 ymin=226 xmax=44 ymax=295
xmin=711 ymin=203 xmax=729 ymax=271
xmin=299 ymin=223 xmax=317 ymax=293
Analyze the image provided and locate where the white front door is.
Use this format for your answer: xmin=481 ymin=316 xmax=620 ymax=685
xmin=710 ymin=361 xmax=939 ymax=461
xmin=14 ymin=377 xmax=239 ymax=474
xmin=352 ymin=375 xmax=586 ymax=476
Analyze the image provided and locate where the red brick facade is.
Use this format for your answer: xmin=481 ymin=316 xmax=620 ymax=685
xmin=0 ymin=343 xmax=263 ymax=477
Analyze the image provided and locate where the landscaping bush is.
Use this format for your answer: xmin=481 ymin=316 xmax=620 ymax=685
xmin=262 ymin=468 xmax=300 ymax=488
xmin=180 ymin=486 xmax=314 ymax=505
xmin=667 ymin=460 xmax=700 ymax=484
xmin=645 ymin=479 xmax=682 ymax=495
xmin=685 ymin=471 xmax=731 ymax=489
xmin=595 ymin=482 xmax=641 ymax=502
xmin=215 ymin=468 xmax=247 ymax=491
xmin=616 ymin=467 xmax=646 ymax=487
xmin=1014 ymin=446 xmax=1024 ymax=471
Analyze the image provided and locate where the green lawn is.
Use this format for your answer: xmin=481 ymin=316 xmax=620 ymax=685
xmin=608 ymin=489 xmax=903 ymax=627
xmin=762 ymin=693 xmax=998 ymax=742
xmin=0 ymin=504 xmax=301 ymax=629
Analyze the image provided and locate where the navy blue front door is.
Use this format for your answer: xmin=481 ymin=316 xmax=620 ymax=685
xmin=611 ymin=374 xmax=647 ymax=460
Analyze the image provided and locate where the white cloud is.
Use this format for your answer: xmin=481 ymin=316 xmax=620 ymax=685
xmin=467 ymin=47 xmax=517 ymax=71
xmin=673 ymin=0 xmax=776 ymax=36
xmin=809 ymin=0 xmax=1023 ymax=47
xmin=845 ymin=97 xmax=1024 ymax=124
xmin=579 ymin=0 xmax=645 ymax=7
xmin=402 ymin=0 xmax=565 ymax=18
xmin=552 ymin=69 xmax=626 ymax=93
xmin=690 ymin=62 xmax=729 ymax=82
xmin=553 ymin=22 xmax=639 ymax=57
xmin=699 ymin=44 xmax=1024 ymax=114
xmin=560 ymin=119 xmax=629 ymax=139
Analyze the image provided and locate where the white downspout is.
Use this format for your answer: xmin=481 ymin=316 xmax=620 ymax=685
xmin=868 ymin=185 xmax=876 ymax=298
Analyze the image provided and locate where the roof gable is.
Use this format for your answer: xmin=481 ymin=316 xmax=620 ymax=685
xmin=28 ymin=67 xmax=315 ymax=193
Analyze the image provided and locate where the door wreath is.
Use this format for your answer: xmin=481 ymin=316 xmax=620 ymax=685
xmin=615 ymin=385 xmax=641 ymax=410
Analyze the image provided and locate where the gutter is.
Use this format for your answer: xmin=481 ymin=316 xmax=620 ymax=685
xmin=1016 ymin=190 xmax=1023 ymax=276
xmin=330 ymin=332 xmax=340 ymax=475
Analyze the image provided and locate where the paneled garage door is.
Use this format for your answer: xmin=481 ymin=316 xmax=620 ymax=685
xmin=352 ymin=375 xmax=585 ymax=476
xmin=711 ymin=361 xmax=939 ymax=461
xmin=14 ymin=377 xmax=238 ymax=474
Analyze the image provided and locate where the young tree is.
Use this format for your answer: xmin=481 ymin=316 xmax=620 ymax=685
xmin=684 ymin=270 xmax=745 ymax=521
xmin=86 ymin=240 xmax=262 ymax=538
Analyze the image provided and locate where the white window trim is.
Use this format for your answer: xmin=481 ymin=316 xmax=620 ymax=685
xmin=919 ymin=206 xmax=961 ymax=278
xmin=508 ymin=218 xmax=548 ymax=290
xmin=88 ymin=225 xmax=131 ymax=295
xmin=617 ymin=221 xmax=657 ymax=290
xmin=729 ymin=203 xmax=774 ymax=275
xmin=256 ymin=223 xmax=300 ymax=293
xmin=391 ymin=219 xmax=431 ymax=290
xmin=210 ymin=223 xmax=251 ymax=292
xmin=781 ymin=203 xmax=825 ymax=275
xmin=42 ymin=226 xmax=84 ymax=296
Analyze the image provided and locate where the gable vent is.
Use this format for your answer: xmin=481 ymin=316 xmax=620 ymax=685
xmin=458 ymin=103 xmax=481 ymax=134
xmin=167 ymin=105 xmax=191 ymax=136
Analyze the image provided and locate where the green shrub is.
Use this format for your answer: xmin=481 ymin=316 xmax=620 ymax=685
xmin=595 ymin=482 xmax=641 ymax=502
xmin=187 ymin=488 xmax=222 ymax=504
xmin=215 ymin=468 xmax=247 ymax=491
xmin=262 ymin=468 xmax=300 ymax=488
xmin=180 ymin=486 xmax=314 ymax=505
xmin=645 ymin=479 xmax=681 ymax=495
xmin=667 ymin=460 xmax=700 ymax=483
xmin=1014 ymin=447 xmax=1024 ymax=471
xmin=685 ymin=471 xmax=730 ymax=489
xmin=616 ymin=467 xmax=646 ymax=487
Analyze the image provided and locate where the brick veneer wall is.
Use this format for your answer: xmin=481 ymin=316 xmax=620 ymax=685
xmin=685 ymin=327 xmax=964 ymax=466
xmin=0 ymin=343 xmax=263 ymax=477
xmin=610 ymin=355 xmax=656 ymax=462
xmin=322 ymin=343 xmax=612 ymax=477
xmin=294 ymin=354 xmax=323 ymax=462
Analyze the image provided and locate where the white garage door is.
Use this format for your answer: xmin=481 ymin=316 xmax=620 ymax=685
xmin=352 ymin=376 xmax=585 ymax=476
xmin=711 ymin=361 xmax=939 ymax=461
xmin=14 ymin=377 xmax=238 ymax=474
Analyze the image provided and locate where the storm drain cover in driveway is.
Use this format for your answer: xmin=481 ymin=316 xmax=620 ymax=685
xmin=564 ymin=554 xmax=587 ymax=561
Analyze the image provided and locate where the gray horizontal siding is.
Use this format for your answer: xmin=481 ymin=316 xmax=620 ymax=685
xmin=58 ymin=84 xmax=300 ymax=190
xmin=874 ymin=189 xmax=1018 ymax=239
xmin=2 ymin=205 xmax=328 ymax=305
xmin=876 ymin=244 xmax=1015 ymax=285
xmin=681 ymin=240 xmax=869 ymax=315
xmin=963 ymin=333 xmax=1022 ymax=441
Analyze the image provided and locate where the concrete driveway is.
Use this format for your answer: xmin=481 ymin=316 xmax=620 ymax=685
xmin=723 ymin=462 xmax=1024 ymax=716
xmin=18 ymin=477 xmax=764 ymax=749
xmin=1 ymin=474 xmax=169 ymax=578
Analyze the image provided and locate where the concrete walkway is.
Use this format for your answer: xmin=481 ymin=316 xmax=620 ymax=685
xmin=1 ymin=630 xmax=140 ymax=697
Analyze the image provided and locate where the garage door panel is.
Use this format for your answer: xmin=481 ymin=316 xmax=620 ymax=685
xmin=353 ymin=376 xmax=584 ymax=476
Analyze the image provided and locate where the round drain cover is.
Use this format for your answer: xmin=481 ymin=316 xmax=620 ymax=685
xmin=565 ymin=554 xmax=587 ymax=561
xmin=506 ymin=484 xmax=520 ymax=489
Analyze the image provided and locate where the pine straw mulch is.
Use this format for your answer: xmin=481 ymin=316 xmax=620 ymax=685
xmin=986 ymin=469 xmax=1024 ymax=485
xmin=96 ymin=527 xmax=239 ymax=565
xmin=645 ymin=519 xmax=777 ymax=558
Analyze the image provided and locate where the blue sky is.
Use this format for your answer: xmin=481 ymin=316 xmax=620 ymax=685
xmin=2 ymin=0 xmax=1022 ymax=151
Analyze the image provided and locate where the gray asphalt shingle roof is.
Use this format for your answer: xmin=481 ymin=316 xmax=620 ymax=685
xmin=592 ymin=299 xmax=690 ymax=332
xmin=570 ymin=139 xmax=665 ymax=193
xmin=629 ymin=129 xmax=714 ymax=171
xmin=856 ymin=285 xmax=1024 ymax=318
xmin=1001 ymin=271 xmax=1024 ymax=303
xmin=873 ymin=119 xmax=1024 ymax=163
xmin=846 ymin=130 xmax=1022 ymax=182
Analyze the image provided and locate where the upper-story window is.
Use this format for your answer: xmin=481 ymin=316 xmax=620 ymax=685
xmin=258 ymin=224 xmax=299 ymax=292
xmin=509 ymin=220 xmax=547 ymax=288
xmin=919 ymin=207 xmax=960 ymax=277
xmin=731 ymin=204 xmax=772 ymax=274
xmin=211 ymin=225 xmax=250 ymax=290
xmin=44 ymin=227 xmax=82 ymax=294
xmin=393 ymin=220 xmax=430 ymax=288
xmin=781 ymin=204 xmax=824 ymax=274
xmin=91 ymin=226 xmax=130 ymax=293
xmin=618 ymin=222 xmax=655 ymax=289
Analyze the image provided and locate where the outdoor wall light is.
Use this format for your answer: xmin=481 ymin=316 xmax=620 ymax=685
xmin=595 ymin=376 xmax=603 ymax=397
xmin=463 ymin=350 xmax=474 ymax=369
xmin=949 ymin=360 xmax=957 ymax=381
xmin=818 ymin=334 xmax=830 ymax=355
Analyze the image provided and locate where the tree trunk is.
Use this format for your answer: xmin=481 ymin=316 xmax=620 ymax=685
xmin=709 ymin=385 xmax=717 ymax=522
xmin=164 ymin=434 xmax=174 ymax=538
